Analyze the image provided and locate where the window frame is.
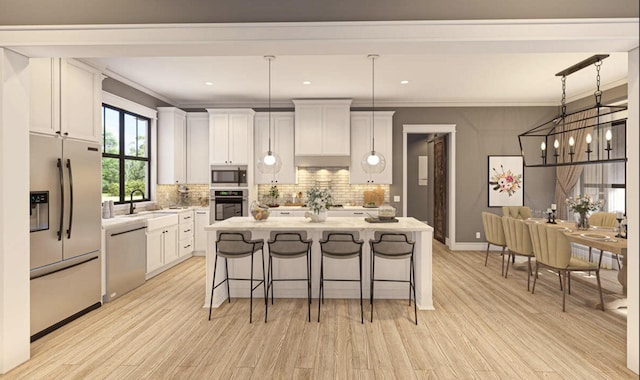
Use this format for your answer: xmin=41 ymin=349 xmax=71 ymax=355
xmin=101 ymin=103 xmax=152 ymax=205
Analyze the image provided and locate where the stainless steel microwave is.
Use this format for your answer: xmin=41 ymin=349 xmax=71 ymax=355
xmin=211 ymin=166 xmax=248 ymax=187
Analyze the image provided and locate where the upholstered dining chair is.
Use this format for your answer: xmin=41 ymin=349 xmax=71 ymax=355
xmin=502 ymin=216 xmax=535 ymax=290
xmin=588 ymin=212 xmax=622 ymax=269
xmin=482 ymin=212 xmax=507 ymax=276
xmin=528 ymin=223 xmax=604 ymax=312
xmin=502 ymin=206 xmax=532 ymax=220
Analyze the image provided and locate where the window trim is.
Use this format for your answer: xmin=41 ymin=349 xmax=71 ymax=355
xmin=102 ymin=92 xmax=158 ymax=205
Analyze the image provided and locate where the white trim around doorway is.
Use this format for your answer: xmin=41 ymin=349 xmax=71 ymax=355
xmin=403 ymin=124 xmax=457 ymax=249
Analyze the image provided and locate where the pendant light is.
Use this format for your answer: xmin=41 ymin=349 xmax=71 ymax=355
xmin=257 ymin=55 xmax=282 ymax=175
xmin=361 ymin=54 xmax=386 ymax=174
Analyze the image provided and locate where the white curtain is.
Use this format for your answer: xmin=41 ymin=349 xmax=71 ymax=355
xmin=554 ymin=108 xmax=597 ymax=220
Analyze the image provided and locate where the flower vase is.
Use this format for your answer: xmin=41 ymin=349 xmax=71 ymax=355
xmin=305 ymin=210 xmax=328 ymax=223
xmin=576 ymin=212 xmax=590 ymax=230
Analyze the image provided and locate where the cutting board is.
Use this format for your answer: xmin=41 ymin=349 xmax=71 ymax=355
xmin=363 ymin=186 xmax=385 ymax=206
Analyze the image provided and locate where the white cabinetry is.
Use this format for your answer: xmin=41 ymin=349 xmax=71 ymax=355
xmin=293 ymin=99 xmax=351 ymax=160
xmin=254 ymin=112 xmax=295 ymax=184
xmin=30 ymin=58 xmax=102 ymax=142
xmin=349 ymin=111 xmax=394 ymax=184
xmin=146 ymin=223 xmax=179 ymax=276
xmin=194 ymin=208 xmax=210 ymax=255
xmin=157 ymin=107 xmax=187 ymax=184
xmin=207 ymin=109 xmax=254 ymax=165
xmin=186 ymin=113 xmax=210 ymax=184
xmin=270 ymin=209 xmax=306 ymax=217
xmin=178 ymin=210 xmax=194 ymax=257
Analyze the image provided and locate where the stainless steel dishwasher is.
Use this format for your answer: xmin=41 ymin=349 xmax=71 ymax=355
xmin=104 ymin=220 xmax=147 ymax=302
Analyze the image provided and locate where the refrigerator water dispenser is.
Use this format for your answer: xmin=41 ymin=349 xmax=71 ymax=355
xmin=30 ymin=191 xmax=49 ymax=232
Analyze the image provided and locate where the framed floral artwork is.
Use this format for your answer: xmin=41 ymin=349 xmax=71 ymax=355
xmin=488 ymin=155 xmax=524 ymax=207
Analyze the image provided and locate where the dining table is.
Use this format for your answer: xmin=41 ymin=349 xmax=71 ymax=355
xmin=524 ymin=218 xmax=628 ymax=310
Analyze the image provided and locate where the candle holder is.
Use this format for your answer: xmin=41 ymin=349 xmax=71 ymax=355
xmin=541 ymin=152 xmax=547 ymax=165
xmin=553 ymin=150 xmax=559 ymax=163
xmin=568 ymin=150 xmax=574 ymax=162
xmin=585 ymin=144 xmax=592 ymax=161
xmin=616 ymin=217 xmax=623 ymax=238
xmin=551 ymin=210 xmax=557 ymax=224
xmin=605 ymin=141 xmax=612 ymax=159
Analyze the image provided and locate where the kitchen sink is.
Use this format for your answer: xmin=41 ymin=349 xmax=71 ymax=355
xmin=117 ymin=212 xmax=179 ymax=230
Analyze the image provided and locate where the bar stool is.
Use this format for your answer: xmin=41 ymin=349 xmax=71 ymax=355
xmin=266 ymin=231 xmax=313 ymax=322
xmin=369 ymin=231 xmax=417 ymax=325
xmin=318 ymin=231 xmax=364 ymax=323
xmin=208 ymin=231 xmax=266 ymax=323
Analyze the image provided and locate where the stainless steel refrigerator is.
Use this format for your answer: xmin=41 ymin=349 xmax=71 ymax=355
xmin=29 ymin=133 xmax=102 ymax=341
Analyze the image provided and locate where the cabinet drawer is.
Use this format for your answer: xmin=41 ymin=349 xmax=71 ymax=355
xmin=179 ymin=221 xmax=194 ymax=240
xmin=179 ymin=211 xmax=194 ymax=224
xmin=180 ymin=238 xmax=194 ymax=256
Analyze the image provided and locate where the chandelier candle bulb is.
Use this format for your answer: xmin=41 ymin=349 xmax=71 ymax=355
xmin=540 ymin=141 xmax=546 ymax=164
xmin=551 ymin=203 xmax=557 ymax=211
xmin=568 ymin=136 xmax=575 ymax=161
xmin=585 ymin=133 xmax=592 ymax=160
xmin=605 ymin=128 xmax=612 ymax=159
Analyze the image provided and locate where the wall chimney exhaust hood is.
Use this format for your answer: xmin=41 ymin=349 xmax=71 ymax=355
xmin=294 ymin=155 xmax=351 ymax=167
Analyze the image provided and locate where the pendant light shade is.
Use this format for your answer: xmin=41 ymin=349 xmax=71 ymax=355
xmin=257 ymin=55 xmax=282 ymax=175
xmin=361 ymin=54 xmax=386 ymax=174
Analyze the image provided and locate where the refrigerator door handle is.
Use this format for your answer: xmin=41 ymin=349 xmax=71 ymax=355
xmin=56 ymin=158 xmax=64 ymax=241
xmin=66 ymin=158 xmax=74 ymax=239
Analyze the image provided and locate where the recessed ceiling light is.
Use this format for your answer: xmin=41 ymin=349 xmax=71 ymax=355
xmin=204 ymin=81 xmax=213 ymax=86
xmin=303 ymin=81 xmax=312 ymax=85
xmin=400 ymin=80 xmax=409 ymax=85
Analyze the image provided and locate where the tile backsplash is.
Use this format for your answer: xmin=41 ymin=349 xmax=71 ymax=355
xmin=257 ymin=167 xmax=390 ymax=206
xmin=156 ymin=184 xmax=210 ymax=208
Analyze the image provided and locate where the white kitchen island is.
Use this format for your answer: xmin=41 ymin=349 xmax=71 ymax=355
xmin=204 ymin=216 xmax=434 ymax=310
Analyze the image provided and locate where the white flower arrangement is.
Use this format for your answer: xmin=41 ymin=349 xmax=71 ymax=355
xmin=306 ymin=187 xmax=334 ymax=214
xmin=565 ymin=194 xmax=603 ymax=214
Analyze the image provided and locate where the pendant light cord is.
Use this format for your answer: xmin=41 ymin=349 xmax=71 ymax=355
xmin=267 ymin=55 xmax=273 ymax=153
xmin=369 ymin=54 xmax=378 ymax=153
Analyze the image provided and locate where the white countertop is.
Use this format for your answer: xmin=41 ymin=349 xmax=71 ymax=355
xmin=204 ymin=216 xmax=431 ymax=231
xmin=101 ymin=206 xmax=205 ymax=229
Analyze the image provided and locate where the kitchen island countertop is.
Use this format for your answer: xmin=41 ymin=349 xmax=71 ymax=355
xmin=204 ymin=216 xmax=434 ymax=310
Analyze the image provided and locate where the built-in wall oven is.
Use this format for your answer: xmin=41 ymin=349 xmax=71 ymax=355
xmin=210 ymin=189 xmax=248 ymax=223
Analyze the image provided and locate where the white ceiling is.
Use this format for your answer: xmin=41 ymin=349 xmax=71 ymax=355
xmin=4 ymin=20 xmax=637 ymax=108
xmin=91 ymin=53 xmax=629 ymax=108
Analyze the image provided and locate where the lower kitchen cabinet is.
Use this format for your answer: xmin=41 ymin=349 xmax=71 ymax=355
xmin=194 ymin=208 xmax=210 ymax=255
xmin=177 ymin=210 xmax=194 ymax=257
xmin=146 ymin=224 xmax=178 ymax=275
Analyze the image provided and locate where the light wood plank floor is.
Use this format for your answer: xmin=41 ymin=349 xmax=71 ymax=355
xmin=3 ymin=241 xmax=636 ymax=379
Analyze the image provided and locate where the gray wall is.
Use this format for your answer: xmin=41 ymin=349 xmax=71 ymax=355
xmin=406 ymin=133 xmax=431 ymax=222
xmin=1 ymin=0 xmax=636 ymax=25
xmin=108 ymin=77 xmax=627 ymax=243
xmin=389 ymin=106 xmax=559 ymax=242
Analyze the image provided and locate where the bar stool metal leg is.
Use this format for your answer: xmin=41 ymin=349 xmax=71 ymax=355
xmin=208 ymin=254 xmax=219 ymax=320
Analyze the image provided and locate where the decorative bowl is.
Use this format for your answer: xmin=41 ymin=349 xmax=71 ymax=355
xmin=250 ymin=201 xmax=270 ymax=221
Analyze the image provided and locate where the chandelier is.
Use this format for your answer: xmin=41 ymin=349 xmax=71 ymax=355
xmin=518 ymin=55 xmax=627 ymax=168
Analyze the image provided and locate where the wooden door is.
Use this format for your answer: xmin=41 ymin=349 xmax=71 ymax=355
xmin=433 ymin=135 xmax=447 ymax=243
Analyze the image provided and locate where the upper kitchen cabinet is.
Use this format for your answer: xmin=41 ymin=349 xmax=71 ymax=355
xmin=30 ymin=58 xmax=102 ymax=142
xmin=207 ymin=109 xmax=255 ymax=165
xmin=293 ymin=99 xmax=351 ymax=160
xmin=254 ymin=112 xmax=296 ymax=185
xmin=186 ymin=113 xmax=210 ymax=184
xmin=350 ymin=111 xmax=394 ymax=184
xmin=157 ymin=107 xmax=187 ymax=184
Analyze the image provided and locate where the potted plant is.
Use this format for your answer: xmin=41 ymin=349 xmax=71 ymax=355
xmin=304 ymin=187 xmax=334 ymax=222
xmin=267 ymin=185 xmax=280 ymax=207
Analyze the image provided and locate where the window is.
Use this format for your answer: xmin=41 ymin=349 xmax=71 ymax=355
xmin=101 ymin=105 xmax=151 ymax=204
xmin=572 ymin=120 xmax=626 ymax=213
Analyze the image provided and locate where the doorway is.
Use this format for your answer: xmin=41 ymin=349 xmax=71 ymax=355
xmin=403 ymin=124 xmax=456 ymax=248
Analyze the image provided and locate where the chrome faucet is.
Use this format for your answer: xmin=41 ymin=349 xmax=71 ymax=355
xmin=129 ymin=189 xmax=145 ymax=214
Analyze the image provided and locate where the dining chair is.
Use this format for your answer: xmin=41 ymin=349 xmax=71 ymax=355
xmin=265 ymin=231 xmax=313 ymax=322
xmin=369 ymin=232 xmax=417 ymax=324
xmin=318 ymin=231 xmax=364 ymax=323
xmin=528 ymin=223 xmax=604 ymax=312
xmin=502 ymin=206 xmax=532 ymax=220
xmin=502 ymin=216 xmax=535 ymax=290
xmin=209 ymin=231 xmax=266 ymax=323
xmin=482 ymin=212 xmax=507 ymax=276
xmin=588 ymin=212 xmax=622 ymax=269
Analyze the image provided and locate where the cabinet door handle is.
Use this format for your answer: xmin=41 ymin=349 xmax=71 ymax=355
xmin=354 ymin=212 xmax=364 ymax=215
xmin=183 ymin=244 xmax=191 ymax=249
xmin=184 ymin=229 xmax=191 ymax=233
xmin=281 ymin=212 xmax=290 ymax=215
xmin=184 ymin=216 xmax=192 ymax=220
xmin=196 ymin=211 xmax=206 ymax=214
